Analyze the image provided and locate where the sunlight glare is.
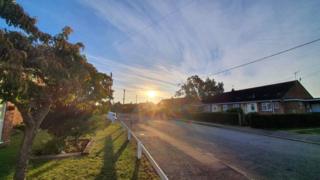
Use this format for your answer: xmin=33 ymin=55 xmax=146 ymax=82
xmin=147 ymin=90 xmax=156 ymax=98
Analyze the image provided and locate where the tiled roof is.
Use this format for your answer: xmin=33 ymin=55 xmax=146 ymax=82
xmin=202 ymin=80 xmax=303 ymax=103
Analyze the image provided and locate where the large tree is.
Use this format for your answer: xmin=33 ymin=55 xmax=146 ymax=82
xmin=176 ymin=75 xmax=224 ymax=100
xmin=0 ymin=1 xmax=112 ymax=179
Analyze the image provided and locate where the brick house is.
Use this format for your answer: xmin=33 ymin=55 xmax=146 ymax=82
xmin=0 ymin=102 xmax=23 ymax=145
xmin=202 ymin=80 xmax=320 ymax=114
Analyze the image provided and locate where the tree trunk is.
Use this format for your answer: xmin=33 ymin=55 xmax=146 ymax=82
xmin=14 ymin=103 xmax=51 ymax=180
xmin=13 ymin=125 xmax=37 ymax=180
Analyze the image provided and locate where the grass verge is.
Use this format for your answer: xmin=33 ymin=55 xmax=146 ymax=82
xmin=0 ymin=116 xmax=159 ymax=180
xmin=289 ymin=128 xmax=320 ymax=135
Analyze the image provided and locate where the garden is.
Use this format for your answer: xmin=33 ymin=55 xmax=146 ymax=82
xmin=0 ymin=115 xmax=158 ymax=179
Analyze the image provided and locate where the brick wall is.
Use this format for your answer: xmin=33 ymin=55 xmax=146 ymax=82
xmin=1 ymin=103 xmax=23 ymax=145
xmin=283 ymin=101 xmax=307 ymax=113
xmin=284 ymin=82 xmax=313 ymax=99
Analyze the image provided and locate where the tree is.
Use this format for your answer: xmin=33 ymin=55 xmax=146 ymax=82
xmin=0 ymin=1 xmax=113 ymax=179
xmin=176 ymin=75 xmax=224 ymax=100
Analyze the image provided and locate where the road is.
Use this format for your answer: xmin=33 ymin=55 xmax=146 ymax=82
xmin=120 ymin=114 xmax=320 ymax=180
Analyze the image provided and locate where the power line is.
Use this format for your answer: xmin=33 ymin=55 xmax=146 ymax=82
xmin=211 ymin=37 xmax=320 ymax=76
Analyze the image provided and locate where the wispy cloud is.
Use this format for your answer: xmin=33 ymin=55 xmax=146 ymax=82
xmin=79 ymin=0 xmax=320 ymax=102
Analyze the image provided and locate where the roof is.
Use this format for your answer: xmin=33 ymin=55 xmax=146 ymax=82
xmin=202 ymin=80 xmax=309 ymax=104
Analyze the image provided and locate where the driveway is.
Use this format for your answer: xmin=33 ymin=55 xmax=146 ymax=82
xmin=120 ymin=114 xmax=320 ymax=180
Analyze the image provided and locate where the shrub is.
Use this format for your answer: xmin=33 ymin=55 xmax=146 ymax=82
xmin=14 ymin=124 xmax=25 ymax=131
xmin=186 ymin=112 xmax=240 ymax=125
xmin=227 ymin=108 xmax=243 ymax=114
xmin=247 ymin=113 xmax=320 ymax=129
xmin=32 ymin=130 xmax=64 ymax=155
xmin=33 ymin=137 xmax=64 ymax=155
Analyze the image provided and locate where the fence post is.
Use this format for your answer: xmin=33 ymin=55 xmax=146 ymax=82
xmin=127 ymin=129 xmax=131 ymax=140
xmin=137 ymin=141 xmax=142 ymax=159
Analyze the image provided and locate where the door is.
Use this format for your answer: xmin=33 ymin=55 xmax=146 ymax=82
xmin=0 ymin=103 xmax=6 ymax=142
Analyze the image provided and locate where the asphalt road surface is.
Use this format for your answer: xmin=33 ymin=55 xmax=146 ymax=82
xmin=120 ymin=114 xmax=320 ymax=180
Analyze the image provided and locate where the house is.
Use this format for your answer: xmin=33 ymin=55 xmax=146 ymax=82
xmin=0 ymin=102 xmax=22 ymax=145
xmin=202 ymin=80 xmax=320 ymax=114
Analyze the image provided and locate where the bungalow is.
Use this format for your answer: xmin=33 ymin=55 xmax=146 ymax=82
xmin=202 ymin=80 xmax=320 ymax=114
xmin=0 ymin=102 xmax=22 ymax=145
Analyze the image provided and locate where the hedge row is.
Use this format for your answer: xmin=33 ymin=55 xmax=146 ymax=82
xmin=247 ymin=113 xmax=320 ymax=129
xmin=185 ymin=112 xmax=320 ymax=129
xmin=186 ymin=112 xmax=240 ymax=125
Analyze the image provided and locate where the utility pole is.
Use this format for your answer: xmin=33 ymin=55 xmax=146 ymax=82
xmin=123 ymin=89 xmax=126 ymax=104
xmin=136 ymin=95 xmax=138 ymax=104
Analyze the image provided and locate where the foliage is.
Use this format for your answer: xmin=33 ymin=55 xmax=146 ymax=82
xmin=176 ymin=75 xmax=224 ymax=100
xmin=32 ymin=137 xmax=64 ymax=156
xmin=40 ymin=103 xmax=92 ymax=137
xmin=290 ymin=128 xmax=320 ymax=135
xmin=247 ymin=113 xmax=320 ymax=129
xmin=111 ymin=102 xmax=137 ymax=113
xmin=226 ymin=108 xmax=243 ymax=114
xmin=31 ymin=130 xmax=54 ymax=155
xmin=0 ymin=1 xmax=113 ymax=179
xmin=186 ymin=112 xmax=239 ymax=125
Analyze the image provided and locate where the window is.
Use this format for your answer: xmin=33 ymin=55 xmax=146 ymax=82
xmin=211 ymin=104 xmax=218 ymax=112
xmin=251 ymin=104 xmax=255 ymax=111
xmin=223 ymin=104 xmax=228 ymax=111
xmin=274 ymin=102 xmax=280 ymax=109
xmin=261 ymin=103 xmax=272 ymax=112
xmin=233 ymin=104 xmax=240 ymax=108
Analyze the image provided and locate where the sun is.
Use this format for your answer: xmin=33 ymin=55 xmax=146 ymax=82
xmin=147 ymin=90 xmax=156 ymax=98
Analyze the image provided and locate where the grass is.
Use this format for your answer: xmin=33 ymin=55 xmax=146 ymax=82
xmin=289 ymin=128 xmax=320 ymax=135
xmin=0 ymin=116 xmax=159 ymax=180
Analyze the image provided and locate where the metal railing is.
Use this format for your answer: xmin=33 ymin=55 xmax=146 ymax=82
xmin=118 ymin=119 xmax=169 ymax=180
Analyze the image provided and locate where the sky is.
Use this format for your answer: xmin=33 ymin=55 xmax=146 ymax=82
xmin=3 ymin=0 xmax=320 ymax=103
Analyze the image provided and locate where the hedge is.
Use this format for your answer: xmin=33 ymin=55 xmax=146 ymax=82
xmin=186 ymin=112 xmax=240 ymax=125
xmin=247 ymin=113 xmax=320 ymax=129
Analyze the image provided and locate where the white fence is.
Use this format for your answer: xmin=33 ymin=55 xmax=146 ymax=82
xmin=118 ymin=119 xmax=169 ymax=180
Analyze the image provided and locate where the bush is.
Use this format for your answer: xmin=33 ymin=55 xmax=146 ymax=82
xmin=186 ymin=112 xmax=240 ymax=125
xmin=227 ymin=108 xmax=243 ymax=114
xmin=33 ymin=137 xmax=64 ymax=155
xmin=247 ymin=113 xmax=320 ymax=129
xmin=32 ymin=130 xmax=64 ymax=155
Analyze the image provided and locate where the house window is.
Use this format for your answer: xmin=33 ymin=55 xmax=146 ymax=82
xmin=211 ymin=104 xmax=218 ymax=112
xmin=223 ymin=104 xmax=228 ymax=111
xmin=274 ymin=102 xmax=280 ymax=109
xmin=261 ymin=103 xmax=273 ymax=112
xmin=251 ymin=104 xmax=255 ymax=111
xmin=233 ymin=104 xmax=240 ymax=108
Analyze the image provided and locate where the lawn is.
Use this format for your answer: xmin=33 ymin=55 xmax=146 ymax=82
xmin=0 ymin=116 xmax=159 ymax=180
xmin=289 ymin=128 xmax=320 ymax=135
